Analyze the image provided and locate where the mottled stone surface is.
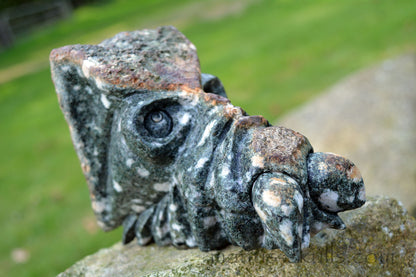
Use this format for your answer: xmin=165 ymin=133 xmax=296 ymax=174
xmin=278 ymin=54 xmax=416 ymax=215
xmin=50 ymin=26 xmax=365 ymax=262
xmin=58 ymin=196 xmax=416 ymax=277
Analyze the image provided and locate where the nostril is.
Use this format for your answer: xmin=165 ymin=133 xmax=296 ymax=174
xmin=347 ymin=165 xmax=363 ymax=183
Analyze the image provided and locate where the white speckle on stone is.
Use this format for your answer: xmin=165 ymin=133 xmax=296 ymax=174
xmin=207 ymin=172 xmax=216 ymax=190
xmin=254 ymin=204 xmax=267 ymax=222
xmin=120 ymin=136 xmax=127 ymax=147
xmin=138 ymin=236 xmax=152 ymax=245
xmin=113 ymin=180 xmax=123 ymax=192
xmin=151 ymin=142 xmax=163 ymax=148
xmin=93 ymin=147 xmax=99 ymax=156
xmin=82 ymin=59 xmax=96 ymax=78
xmin=178 ymin=43 xmax=189 ymax=51
xmin=178 ymin=93 xmax=198 ymax=106
xmin=399 ymin=247 xmax=406 ymax=257
xmin=279 ymin=219 xmax=294 ymax=245
xmin=171 ymin=223 xmax=182 ymax=232
xmin=348 ymin=195 xmax=355 ymax=203
xmin=297 ymin=224 xmax=303 ymax=239
xmin=187 ymin=190 xmax=202 ymax=203
xmin=293 ymin=191 xmax=304 ymax=213
xmin=126 ymin=158 xmax=134 ymax=167
xmin=131 ymin=199 xmax=143 ymax=204
xmin=158 ymin=211 xmax=164 ymax=221
xmin=137 ymin=166 xmax=150 ymax=178
xmin=358 ymin=186 xmax=366 ymax=202
xmin=301 ymin=233 xmax=310 ymax=249
xmin=91 ymin=201 xmax=105 ymax=213
xmin=131 ymin=205 xmax=145 ymax=213
xmin=195 ymin=157 xmax=209 ymax=169
xmin=382 ymin=226 xmax=393 ymax=238
xmin=179 ymin=113 xmax=190 ymax=125
xmin=286 ymin=176 xmax=298 ymax=186
xmin=221 ymin=165 xmax=230 ymax=177
xmin=118 ymin=119 xmax=122 ymax=132
xmin=203 ymin=216 xmax=217 ymax=228
xmin=186 ymin=236 xmax=196 ymax=247
xmin=318 ymin=162 xmax=328 ymax=171
xmin=318 ymin=190 xmax=341 ymax=212
xmin=251 ymin=155 xmax=264 ymax=168
xmin=94 ymin=125 xmax=102 ymax=134
xmin=95 ymin=78 xmax=107 ymax=90
xmin=169 ymin=204 xmax=177 ymax=212
xmin=153 ymin=182 xmax=170 ymax=192
xmin=85 ymin=86 xmax=92 ymax=95
xmin=397 ymin=200 xmax=407 ymax=215
xmin=400 ymin=224 xmax=405 ymax=232
xmin=190 ymin=43 xmax=197 ymax=51
xmin=198 ymin=120 xmax=216 ymax=147
xmin=281 ymin=204 xmax=293 ymax=217
xmin=73 ymin=84 xmax=81 ymax=91
xmin=100 ymin=94 xmax=111 ymax=109
xmin=224 ymin=103 xmax=239 ymax=115
xmin=61 ymin=65 xmax=71 ymax=72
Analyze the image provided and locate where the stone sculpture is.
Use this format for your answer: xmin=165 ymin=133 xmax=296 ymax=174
xmin=50 ymin=26 xmax=365 ymax=262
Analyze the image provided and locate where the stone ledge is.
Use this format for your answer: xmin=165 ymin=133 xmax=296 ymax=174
xmin=59 ymin=196 xmax=416 ymax=276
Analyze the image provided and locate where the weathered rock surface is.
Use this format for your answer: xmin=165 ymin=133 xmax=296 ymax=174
xmin=51 ymin=26 xmax=366 ymax=262
xmin=59 ymin=196 xmax=415 ymax=276
xmin=279 ymin=54 xmax=416 ymax=215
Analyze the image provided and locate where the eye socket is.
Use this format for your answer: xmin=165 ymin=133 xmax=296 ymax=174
xmin=144 ymin=110 xmax=172 ymax=138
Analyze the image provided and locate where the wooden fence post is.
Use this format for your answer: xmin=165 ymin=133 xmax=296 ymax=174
xmin=0 ymin=15 xmax=14 ymax=48
xmin=0 ymin=0 xmax=73 ymax=49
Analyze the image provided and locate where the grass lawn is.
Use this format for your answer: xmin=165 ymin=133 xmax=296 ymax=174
xmin=0 ymin=0 xmax=415 ymax=276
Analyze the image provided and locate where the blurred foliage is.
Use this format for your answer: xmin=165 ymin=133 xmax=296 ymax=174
xmin=0 ymin=0 xmax=99 ymax=12
xmin=1 ymin=0 xmax=53 ymax=12
xmin=0 ymin=0 xmax=415 ymax=276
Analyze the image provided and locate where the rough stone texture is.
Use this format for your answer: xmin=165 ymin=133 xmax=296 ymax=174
xmin=58 ymin=196 xmax=416 ymax=276
xmin=279 ymin=54 xmax=416 ymax=214
xmin=50 ymin=26 xmax=366 ymax=262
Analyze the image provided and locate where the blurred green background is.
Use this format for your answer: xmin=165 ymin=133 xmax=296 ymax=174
xmin=0 ymin=0 xmax=415 ymax=276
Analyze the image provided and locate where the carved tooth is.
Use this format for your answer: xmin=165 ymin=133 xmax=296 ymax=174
xmin=122 ymin=214 xmax=138 ymax=244
xmin=135 ymin=206 xmax=155 ymax=246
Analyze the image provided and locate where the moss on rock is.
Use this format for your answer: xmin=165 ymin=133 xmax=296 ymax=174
xmin=58 ymin=196 xmax=416 ymax=276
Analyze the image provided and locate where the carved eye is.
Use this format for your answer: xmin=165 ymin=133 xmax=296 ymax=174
xmin=144 ymin=110 xmax=172 ymax=138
